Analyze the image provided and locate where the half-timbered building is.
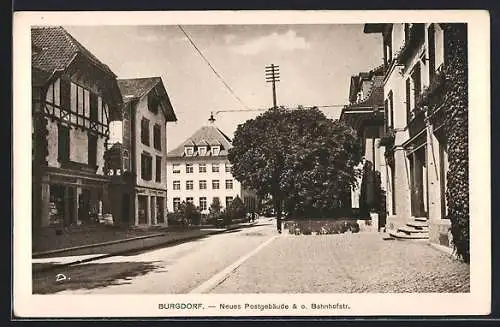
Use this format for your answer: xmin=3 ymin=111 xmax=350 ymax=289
xmin=31 ymin=26 xmax=123 ymax=229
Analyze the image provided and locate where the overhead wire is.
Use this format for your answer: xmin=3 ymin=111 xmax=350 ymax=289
xmin=177 ymin=25 xmax=249 ymax=110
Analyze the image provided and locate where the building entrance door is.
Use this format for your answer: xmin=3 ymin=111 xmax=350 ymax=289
xmin=410 ymin=147 xmax=427 ymax=218
xmin=138 ymin=195 xmax=148 ymax=224
xmin=78 ymin=189 xmax=90 ymax=224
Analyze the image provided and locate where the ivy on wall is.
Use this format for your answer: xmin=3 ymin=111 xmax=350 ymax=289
xmin=442 ymin=23 xmax=469 ymax=263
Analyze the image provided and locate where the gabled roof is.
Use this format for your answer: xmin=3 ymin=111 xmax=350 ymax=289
xmin=167 ymin=125 xmax=233 ymax=158
xmin=117 ymin=77 xmax=178 ymax=122
xmin=31 ymin=26 xmax=115 ymax=78
xmin=117 ymin=77 xmax=162 ymax=99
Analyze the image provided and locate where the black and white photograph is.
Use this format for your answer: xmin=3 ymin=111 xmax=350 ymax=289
xmin=13 ymin=10 xmax=490 ymax=317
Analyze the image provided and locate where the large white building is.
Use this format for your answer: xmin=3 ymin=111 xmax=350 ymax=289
xmin=166 ymin=124 xmax=257 ymax=214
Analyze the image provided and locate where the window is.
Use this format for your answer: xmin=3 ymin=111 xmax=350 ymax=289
xmin=212 ymin=146 xmax=220 ymax=155
xmin=172 ymin=164 xmax=180 ymax=174
xmin=199 ymin=197 xmax=207 ymax=211
xmin=186 ymin=180 xmax=194 ymax=190
xmin=405 ymin=78 xmax=411 ymax=123
xmin=199 ymin=163 xmax=207 ymax=173
xmin=388 ymin=91 xmax=394 ymax=129
xmin=213 ymin=197 xmax=220 ymax=206
xmin=199 ymin=146 xmax=207 ymax=156
xmin=173 ymin=198 xmax=181 ymax=211
xmin=186 ymin=197 xmax=194 ymax=204
xmin=123 ymin=150 xmax=130 ymax=171
xmin=212 ymin=180 xmax=220 ymax=189
xmin=173 ymin=180 xmax=180 ymax=190
xmin=141 ymin=118 xmax=150 ymax=146
xmin=383 ymin=26 xmax=393 ymax=65
xmin=185 ymin=146 xmax=194 ymax=156
xmin=153 ymin=124 xmax=161 ymax=150
xmin=60 ymin=78 xmax=70 ymax=111
xmin=141 ymin=153 xmax=152 ymax=181
xmin=212 ymin=163 xmax=220 ymax=172
xmin=199 ymin=180 xmax=207 ymax=190
xmin=225 ymin=163 xmax=232 ymax=173
xmin=226 ymin=196 xmax=233 ymax=208
xmin=90 ymin=92 xmax=98 ymax=122
xmin=186 ymin=163 xmax=193 ymax=173
xmin=428 ymin=24 xmax=436 ymax=81
xmin=88 ymin=134 xmax=97 ymax=167
xmin=148 ymin=92 xmax=159 ymax=114
xmin=225 ymin=179 xmax=233 ymax=189
xmin=58 ymin=124 xmax=70 ymax=162
xmin=155 ymin=156 xmax=162 ymax=182
xmin=384 ymin=99 xmax=389 ymax=132
xmin=411 ymin=64 xmax=422 ymax=109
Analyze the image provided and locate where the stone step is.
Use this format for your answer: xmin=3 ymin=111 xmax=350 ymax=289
xmin=389 ymin=230 xmax=429 ymax=240
xmin=398 ymin=225 xmax=429 ymax=234
xmin=414 ymin=217 xmax=428 ymax=222
xmin=406 ymin=221 xmax=429 ymax=228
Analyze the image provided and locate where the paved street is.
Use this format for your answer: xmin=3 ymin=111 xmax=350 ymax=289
xmin=33 ymin=218 xmax=469 ymax=294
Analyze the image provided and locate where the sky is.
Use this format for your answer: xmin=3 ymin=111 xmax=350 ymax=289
xmin=64 ymin=24 xmax=382 ymax=151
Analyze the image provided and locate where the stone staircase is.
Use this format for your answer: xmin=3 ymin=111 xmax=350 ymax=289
xmin=385 ymin=217 xmax=429 ymax=240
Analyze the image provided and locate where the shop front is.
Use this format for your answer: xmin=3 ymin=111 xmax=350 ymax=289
xmin=35 ymin=167 xmax=110 ymax=228
xmin=134 ymin=187 xmax=167 ymax=226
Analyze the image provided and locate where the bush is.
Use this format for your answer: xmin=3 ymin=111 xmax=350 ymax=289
xmin=288 ymin=219 xmax=360 ymax=235
xmin=228 ymin=196 xmax=246 ymax=220
xmin=209 ymin=197 xmax=222 ymax=215
xmin=184 ymin=202 xmax=201 ymax=226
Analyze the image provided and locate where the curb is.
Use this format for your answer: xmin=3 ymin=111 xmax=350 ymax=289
xmin=32 ymin=223 xmax=258 ymax=274
xmin=32 ymin=232 xmax=166 ymax=258
xmin=428 ymin=242 xmax=458 ymax=259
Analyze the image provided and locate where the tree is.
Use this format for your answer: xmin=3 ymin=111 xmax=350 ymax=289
xmin=209 ymin=197 xmax=222 ymax=214
xmin=228 ymin=107 xmax=362 ymax=220
xmin=228 ymin=195 xmax=246 ymax=220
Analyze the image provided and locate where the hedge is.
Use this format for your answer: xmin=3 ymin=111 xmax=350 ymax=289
xmin=442 ymin=24 xmax=469 ymax=262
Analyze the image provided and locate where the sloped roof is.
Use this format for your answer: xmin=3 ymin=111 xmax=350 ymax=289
xmin=167 ymin=125 xmax=233 ymax=158
xmin=117 ymin=77 xmax=177 ymax=122
xmin=31 ymin=26 xmax=115 ymax=77
xmin=348 ymin=75 xmax=384 ymax=109
xmin=117 ymin=77 xmax=162 ymax=99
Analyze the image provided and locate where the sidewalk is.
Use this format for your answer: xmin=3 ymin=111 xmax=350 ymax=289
xmin=32 ymin=221 xmax=259 ymax=273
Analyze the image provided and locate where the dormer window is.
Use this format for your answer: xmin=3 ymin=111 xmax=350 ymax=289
xmin=198 ymin=146 xmax=207 ymax=156
xmin=212 ymin=146 xmax=220 ymax=156
xmin=185 ymin=146 xmax=194 ymax=156
xmin=356 ymin=91 xmax=364 ymax=103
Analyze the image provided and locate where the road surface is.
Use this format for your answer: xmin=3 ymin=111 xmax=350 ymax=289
xmin=33 ymin=218 xmax=469 ymax=294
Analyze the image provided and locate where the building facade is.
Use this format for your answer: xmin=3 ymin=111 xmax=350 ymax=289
xmin=31 ymin=26 xmax=123 ymax=229
xmin=364 ymin=23 xmax=464 ymax=246
xmin=339 ymin=66 xmax=386 ymax=229
xmin=166 ymin=125 xmax=258 ymax=215
xmin=110 ymin=77 xmax=178 ymax=227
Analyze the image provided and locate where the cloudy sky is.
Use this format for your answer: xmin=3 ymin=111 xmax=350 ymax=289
xmin=64 ymin=24 xmax=382 ymax=151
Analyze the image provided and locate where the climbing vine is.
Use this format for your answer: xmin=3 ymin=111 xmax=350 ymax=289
xmin=442 ymin=23 xmax=469 ymax=263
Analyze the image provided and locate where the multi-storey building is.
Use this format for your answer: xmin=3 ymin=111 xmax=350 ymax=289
xmin=364 ymin=23 xmax=465 ymax=246
xmin=339 ymin=65 xmax=386 ymax=229
xmin=111 ymin=77 xmax=178 ymax=226
xmin=166 ymin=124 xmax=257 ymax=216
xmin=31 ymin=26 xmax=123 ymax=229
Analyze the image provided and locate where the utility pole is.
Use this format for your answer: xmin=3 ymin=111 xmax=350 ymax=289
xmin=265 ymin=64 xmax=280 ymax=109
